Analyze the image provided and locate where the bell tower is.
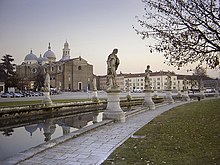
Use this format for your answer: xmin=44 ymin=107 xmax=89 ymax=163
xmin=61 ymin=40 xmax=70 ymax=61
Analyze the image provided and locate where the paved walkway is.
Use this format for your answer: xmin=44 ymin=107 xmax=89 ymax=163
xmin=8 ymin=101 xmax=189 ymax=165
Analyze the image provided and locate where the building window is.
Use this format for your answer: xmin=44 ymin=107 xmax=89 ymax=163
xmin=51 ymin=67 xmax=54 ymax=72
xmin=78 ymin=66 xmax=81 ymax=70
xmin=58 ymin=65 xmax=62 ymax=71
xmin=44 ymin=68 xmax=47 ymax=73
xmin=32 ymin=68 xmax=37 ymax=73
xmin=157 ymin=78 xmax=160 ymax=80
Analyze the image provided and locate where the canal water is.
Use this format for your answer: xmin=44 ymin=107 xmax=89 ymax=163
xmin=0 ymin=111 xmax=103 ymax=161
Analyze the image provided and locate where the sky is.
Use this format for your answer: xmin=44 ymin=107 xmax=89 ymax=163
xmin=0 ymin=0 xmax=219 ymax=78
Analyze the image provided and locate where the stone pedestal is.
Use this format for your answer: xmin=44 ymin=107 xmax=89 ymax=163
xmin=200 ymin=90 xmax=206 ymax=99
xmin=92 ymin=90 xmax=99 ymax=102
xmin=182 ymin=90 xmax=190 ymax=101
xmin=153 ymin=90 xmax=158 ymax=98
xmin=103 ymin=88 xmax=125 ymax=122
xmin=42 ymin=92 xmax=52 ymax=106
xmin=165 ymin=90 xmax=174 ymax=104
xmin=143 ymin=89 xmax=155 ymax=110
xmin=215 ymin=91 xmax=219 ymax=98
xmin=92 ymin=111 xmax=99 ymax=123
xmin=177 ymin=90 xmax=182 ymax=97
xmin=126 ymin=91 xmax=132 ymax=101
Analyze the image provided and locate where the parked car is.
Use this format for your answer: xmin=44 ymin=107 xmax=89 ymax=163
xmin=24 ymin=91 xmax=34 ymax=97
xmin=16 ymin=92 xmax=25 ymax=97
xmin=35 ymin=91 xmax=44 ymax=96
xmin=13 ymin=92 xmax=22 ymax=97
xmin=1 ymin=92 xmax=13 ymax=98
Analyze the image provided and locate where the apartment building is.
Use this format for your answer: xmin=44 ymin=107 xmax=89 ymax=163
xmin=97 ymin=71 xmax=202 ymax=92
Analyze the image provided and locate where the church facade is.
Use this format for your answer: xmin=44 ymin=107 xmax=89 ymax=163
xmin=16 ymin=41 xmax=94 ymax=91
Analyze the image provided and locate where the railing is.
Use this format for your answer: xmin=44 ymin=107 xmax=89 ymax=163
xmin=0 ymin=97 xmax=164 ymax=119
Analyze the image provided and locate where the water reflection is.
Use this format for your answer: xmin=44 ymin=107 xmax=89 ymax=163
xmin=0 ymin=111 xmax=102 ymax=161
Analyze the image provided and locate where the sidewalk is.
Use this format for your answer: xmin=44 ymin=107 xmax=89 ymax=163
xmin=6 ymin=101 xmax=189 ymax=165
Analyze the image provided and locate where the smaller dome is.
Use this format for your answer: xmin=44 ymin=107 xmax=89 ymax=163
xmin=38 ymin=54 xmax=48 ymax=63
xmin=24 ymin=50 xmax=38 ymax=61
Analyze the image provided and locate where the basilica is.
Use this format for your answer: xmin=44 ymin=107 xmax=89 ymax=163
xmin=16 ymin=41 xmax=94 ymax=91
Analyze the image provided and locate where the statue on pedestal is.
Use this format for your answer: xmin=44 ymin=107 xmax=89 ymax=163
xmin=92 ymin=77 xmax=99 ymax=102
xmin=183 ymin=77 xmax=187 ymax=91
xmin=143 ymin=65 xmax=155 ymax=109
xmin=167 ymin=71 xmax=172 ymax=90
xmin=106 ymin=48 xmax=120 ymax=90
xmin=103 ymin=48 xmax=125 ymax=122
xmin=44 ymin=73 xmax=50 ymax=92
xmin=182 ymin=77 xmax=190 ymax=101
xmin=144 ymin=65 xmax=152 ymax=90
xmin=42 ymin=72 xmax=52 ymax=106
xmin=93 ymin=77 xmax=97 ymax=91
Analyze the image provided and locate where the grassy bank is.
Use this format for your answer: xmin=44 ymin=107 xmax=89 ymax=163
xmin=103 ymin=99 xmax=220 ymax=165
xmin=0 ymin=99 xmax=92 ymax=107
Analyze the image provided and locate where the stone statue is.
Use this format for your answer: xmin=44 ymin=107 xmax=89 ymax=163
xmin=144 ymin=65 xmax=152 ymax=90
xmin=93 ymin=77 xmax=97 ymax=91
xmin=44 ymin=72 xmax=50 ymax=92
xmin=199 ymin=78 xmax=204 ymax=91
xmin=167 ymin=71 xmax=172 ymax=90
xmin=183 ymin=77 xmax=187 ymax=91
xmin=106 ymin=48 xmax=120 ymax=88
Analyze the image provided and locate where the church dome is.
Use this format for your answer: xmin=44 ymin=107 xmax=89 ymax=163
xmin=43 ymin=50 xmax=56 ymax=58
xmin=43 ymin=42 xmax=56 ymax=59
xmin=25 ymin=124 xmax=38 ymax=136
xmin=24 ymin=50 xmax=38 ymax=61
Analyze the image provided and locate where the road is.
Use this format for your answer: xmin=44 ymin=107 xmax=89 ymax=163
xmin=0 ymin=91 xmax=148 ymax=102
xmin=1 ymin=91 xmax=210 ymax=103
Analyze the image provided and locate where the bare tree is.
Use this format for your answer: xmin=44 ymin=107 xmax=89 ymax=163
xmin=193 ymin=66 xmax=207 ymax=77
xmin=134 ymin=0 xmax=220 ymax=69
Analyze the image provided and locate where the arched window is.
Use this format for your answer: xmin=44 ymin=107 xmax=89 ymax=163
xmin=58 ymin=65 xmax=62 ymax=71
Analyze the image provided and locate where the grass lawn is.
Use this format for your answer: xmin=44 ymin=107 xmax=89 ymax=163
xmin=102 ymin=99 xmax=220 ymax=165
xmin=0 ymin=99 xmax=93 ymax=107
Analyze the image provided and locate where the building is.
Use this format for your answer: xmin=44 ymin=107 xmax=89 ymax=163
xmin=97 ymin=73 xmax=125 ymax=91
xmin=16 ymin=41 xmax=94 ymax=91
xmin=97 ymin=71 xmax=202 ymax=92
